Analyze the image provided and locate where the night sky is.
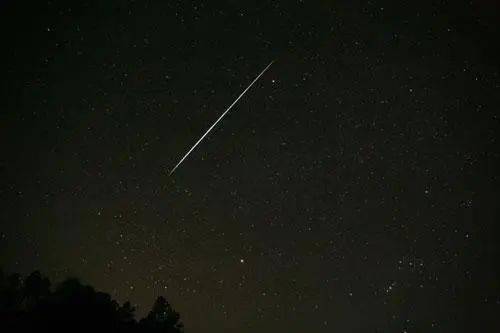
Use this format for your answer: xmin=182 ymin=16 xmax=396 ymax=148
xmin=1 ymin=0 xmax=499 ymax=332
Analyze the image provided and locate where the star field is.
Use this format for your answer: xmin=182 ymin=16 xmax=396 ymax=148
xmin=1 ymin=0 xmax=499 ymax=332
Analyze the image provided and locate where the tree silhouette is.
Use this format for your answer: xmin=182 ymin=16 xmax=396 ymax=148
xmin=118 ymin=301 xmax=137 ymax=324
xmin=0 ymin=270 xmax=22 ymax=311
xmin=140 ymin=296 xmax=184 ymax=333
xmin=23 ymin=270 xmax=50 ymax=309
xmin=0 ymin=269 xmax=184 ymax=333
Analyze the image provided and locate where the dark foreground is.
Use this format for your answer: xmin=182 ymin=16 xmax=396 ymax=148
xmin=0 ymin=269 xmax=183 ymax=333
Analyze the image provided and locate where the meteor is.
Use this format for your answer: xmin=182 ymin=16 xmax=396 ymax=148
xmin=169 ymin=60 xmax=274 ymax=175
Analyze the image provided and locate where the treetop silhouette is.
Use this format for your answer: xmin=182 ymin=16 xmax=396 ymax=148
xmin=0 ymin=268 xmax=184 ymax=332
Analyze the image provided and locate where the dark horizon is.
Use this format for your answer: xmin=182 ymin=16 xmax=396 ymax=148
xmin=0 ymin=268 xmax=184 ymax=332
xmin=1 ymin=0 xmax=499 ymax=332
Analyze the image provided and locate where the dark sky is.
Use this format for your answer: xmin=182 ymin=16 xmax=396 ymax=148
xmin=1 ymin=0 xmax=499 ymax=331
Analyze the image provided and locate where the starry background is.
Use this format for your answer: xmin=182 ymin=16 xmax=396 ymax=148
xmin=1 ymin=0 xmax=499 ymax=332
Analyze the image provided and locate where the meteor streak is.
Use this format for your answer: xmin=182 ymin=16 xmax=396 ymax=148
xmin=169 ymin=60 xmax=274 ymax=175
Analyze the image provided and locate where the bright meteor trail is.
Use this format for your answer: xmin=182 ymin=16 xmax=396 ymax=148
xmin=169 ymin=60 xmax=274 ymax=175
